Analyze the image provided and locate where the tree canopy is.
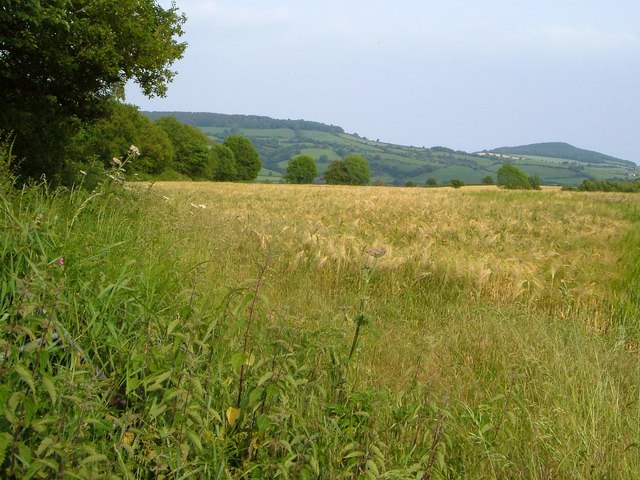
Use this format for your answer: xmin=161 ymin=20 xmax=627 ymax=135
xmin=223 ymin=135 xmax=261 ymax=181
xmin=156 ymin=117 xmax=215 ymax=180
xmin=284 ymin=155 xmax=317 ymax=184
xmin=496 ymin=164 xmax=532 ymax=190
xmin=0 ymin=0 xmax=186 ymax=180
xmin=324 ymin=154 xmax=371 ymax=185
xmin=212 ymin=144 xmax=237 ymax=182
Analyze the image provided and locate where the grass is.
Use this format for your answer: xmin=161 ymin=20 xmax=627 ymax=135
xmin=1 ymin=169 xmax=638 ymax=478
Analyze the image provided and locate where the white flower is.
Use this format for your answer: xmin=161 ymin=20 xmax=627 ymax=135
xmin=129 ymin=145 xmax=140 ymax=156
xmin=112 ymin=157 xmax=122 ymax=166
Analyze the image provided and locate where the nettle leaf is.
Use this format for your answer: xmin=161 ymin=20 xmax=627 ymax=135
xmin=14 ymin=364 xmax=36 ymax=393
xmin=148 ymin=400 xmax=167 ymax=419
xmin=0 ymin=432 xmax=13 ymax=467
xmin=81 ymin=453 xmax=108 ymax=465
xmin=186 ymin=429 xmax=202 ymax=451
xmin=6 ymin=392 xmax=25 ymax=424
xmin=256 ymin=414 xmax=271 ymax=433
xmin=41 ymin=374 xmax=57 ymax=404
xmin=230 ymin=352 xmax=246 ymax=372
xmin=36 ymin=437 xmax=55 ymax=457
xmin=248 ymin=387 xmax=264 ymax=407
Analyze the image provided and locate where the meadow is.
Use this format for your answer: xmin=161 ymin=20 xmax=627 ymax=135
xmin=1 ymin=176 xmax=639 ymax=478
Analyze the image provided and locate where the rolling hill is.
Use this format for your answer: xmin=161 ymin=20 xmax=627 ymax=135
xmin=486 ymin=142 xmax=635 ymax=167
xmin=143 ymin=112 xmax=640 ymax=186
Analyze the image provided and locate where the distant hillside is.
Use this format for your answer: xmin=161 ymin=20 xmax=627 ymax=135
xmin=143 ymin=112 xmax=640 ymax=186
xmin=143 ymin=111 xmax=344 ymax=134
xmin=487 ymin=142 xmax=634 ymax=167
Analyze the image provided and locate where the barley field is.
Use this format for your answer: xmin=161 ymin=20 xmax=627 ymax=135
xmin=2 ymin=179 xmax=638 ymax=478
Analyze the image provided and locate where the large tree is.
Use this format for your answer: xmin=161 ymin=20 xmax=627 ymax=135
xmin=496 ymin=163 xmax=532 ymax=190
xmin=212 ymin=144 xmax=237 ymax=181
xmin=0 ymin=0 xmax=186 ymax=180
xmin=324 ymin=154 xmax=371 ymax=185
xmin=284 ymin=155 xmax=317 ymax=184
xmin=69 ymin=102 xmax=174 ymax=175
xmin=323 ymin=160 xmax=351 ymax=185
xmin=223 ymin=135 xmax=261 ymax=181
xmin=156 ymin=117 xmax=215 ymax=179
xmin=343 ymin=154 xmax=371 ymax=185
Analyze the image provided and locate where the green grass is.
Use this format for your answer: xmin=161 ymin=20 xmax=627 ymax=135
xmin=1 ymin=162 xmax=638 ymax=478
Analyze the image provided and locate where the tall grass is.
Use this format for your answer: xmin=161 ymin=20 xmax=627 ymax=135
xmin=1 ymin=170 xmax=638 ymax=478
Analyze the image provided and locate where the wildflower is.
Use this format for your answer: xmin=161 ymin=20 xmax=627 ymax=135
xmin=129 ymin=145 xmax=140 ymax=156
xmin=366 ymin=246 xmax=387 ymax=258
xmin=122 ymin=431 xmax=135 ymax=446
xmin=112 ymin=156 xmax=122 ymax=167
xmin=79 ymin=170 xmax=87 ymax=176
xmin=56 ymin=257 xmax=64 ymax=266
xmin=226 ymin=407 xmax=241 ymax=427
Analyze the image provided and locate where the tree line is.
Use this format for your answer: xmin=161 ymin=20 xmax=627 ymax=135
xmin=144 ymin=112 xmax=345 ymax=134
xmin=51 ymin=103 xmax=263 ymax=187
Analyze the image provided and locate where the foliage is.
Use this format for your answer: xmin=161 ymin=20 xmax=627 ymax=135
xmin=569 ymin=178 xmax=640 ymax=192
xmin=426 ymin=177 xmax=438 ymax=186
xmin=343 ymin=154 xmax=371 ymax=185
xmin=70 ymin=102 xmax=174 ymax=176
xmin=482 ymin=175 xmax=494 ymax=185
xmin=489 ymin=142 xmax=634 ymax=167
xmin=156 ymin=117 xmax=215 ymax=179
xmin=323 ymin=160 xmax=351 ymax=185
xmin=144 ymin=111 xmax=345 ymax=133
xmin=324 ymin=154 xmax=371 ymax=185
xmin=450 ymin=179 xmax=464 ymax=188
xmin=497 ymin=163 xmax=532 ymax=190
xmin=154 ymin=113 xmax=640 ymax=187
xmin=211 ymin=144 xmax=237 ymax=182
xmin=283 ymin=155 xmax=317 ymax=184
xmin=223 ymin=135 xmax=261 ymax=181
xmin=0 ymin=0 xmax=186 ymax=180
xmin=0 ymin=173 xmax=638 ymax=477
xmin=528 ymin=175 xmax=541 ymax=190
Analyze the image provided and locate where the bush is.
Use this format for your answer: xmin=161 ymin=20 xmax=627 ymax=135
xmin=450 ymin=179 xmax=464 ymax=189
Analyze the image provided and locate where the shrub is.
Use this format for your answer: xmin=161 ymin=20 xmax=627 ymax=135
xmin=482 ymin=175 xmax=494 ymax=185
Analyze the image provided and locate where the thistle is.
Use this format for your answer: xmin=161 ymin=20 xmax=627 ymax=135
xmin=348 ymin=246 xmax=386 ymax=360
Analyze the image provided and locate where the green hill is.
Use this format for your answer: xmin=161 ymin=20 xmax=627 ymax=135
xmin=143 ymin=112 xmax=640 ymax=186
xmin=487 ymin=142 xmax=635 ymax=167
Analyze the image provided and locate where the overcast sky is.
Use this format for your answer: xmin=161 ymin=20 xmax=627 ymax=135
xmin=126 ymin=0 xmax=640 ymax=163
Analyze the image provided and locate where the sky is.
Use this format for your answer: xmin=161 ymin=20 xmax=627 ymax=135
xmin=126 ymin=0 xmax=640 ymax=163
